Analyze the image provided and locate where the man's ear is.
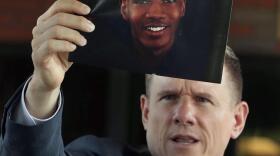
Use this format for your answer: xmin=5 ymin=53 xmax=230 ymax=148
xmin=140 ymin=94 xmax=150 ymax=131
xmin=231 ymin=101 xmax=249 ymax=139
xmin=180 ymin=0 xmax=186 ymax=17
xmin=120 ymin=0 xmax=129 ymax=20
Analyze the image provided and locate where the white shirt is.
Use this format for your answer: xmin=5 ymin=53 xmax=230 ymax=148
xmin=14 ymin=77 xmax=62 ymax=126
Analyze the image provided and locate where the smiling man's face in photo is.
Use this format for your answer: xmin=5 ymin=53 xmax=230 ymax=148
xmin=121 ymin=0 xmax=186 ymax=56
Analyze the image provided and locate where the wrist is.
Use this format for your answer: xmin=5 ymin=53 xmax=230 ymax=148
xmin=25 ymin=76 xmax=60 ymax=119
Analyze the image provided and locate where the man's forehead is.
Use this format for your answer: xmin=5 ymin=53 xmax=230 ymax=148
xmin=151 ymin=66 xmax=229 ymax=87
xmin=151 ymin=75 xmax=221 ymax=91
xmin=149 ymin=69 xmax=231 ymax=97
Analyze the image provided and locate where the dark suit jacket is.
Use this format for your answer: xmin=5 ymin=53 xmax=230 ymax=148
xmin=0 ymin=84 xmax=151 ymax=156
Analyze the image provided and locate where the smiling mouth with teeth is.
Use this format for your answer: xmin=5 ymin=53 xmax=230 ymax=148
xmin=145 ymin=26 xmax=167 ymax=32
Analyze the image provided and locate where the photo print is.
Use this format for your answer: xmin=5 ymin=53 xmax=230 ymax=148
xmin=69 ymin=0 xmax=232 ymax=83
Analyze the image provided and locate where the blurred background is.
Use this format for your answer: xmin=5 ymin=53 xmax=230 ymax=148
xmin=0 ymin=0 xmax=280 ymax=155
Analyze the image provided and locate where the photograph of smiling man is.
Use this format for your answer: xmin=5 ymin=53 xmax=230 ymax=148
xmin=69 ymin=0 xmax=232 ymax=83
xmin=120 ymin=0 xmax=185 ymax=65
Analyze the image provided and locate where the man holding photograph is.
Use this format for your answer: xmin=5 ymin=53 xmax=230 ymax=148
xmin=0 ymin=0 xmax=248 ymax=156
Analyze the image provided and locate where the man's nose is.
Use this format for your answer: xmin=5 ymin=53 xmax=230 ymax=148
xmin=145 ymin=1 xmax=166 ymax=19
xmin=173 ymin=100 xmax=196 ymax=126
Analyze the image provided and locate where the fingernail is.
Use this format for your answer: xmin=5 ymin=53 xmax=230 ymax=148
xmin=87 ymin=22 xmax=95 ymax=32
xmin=70 ymin=44 xmax=77 ymax=51
xmin=83 ymin=5 xmax=91 ymax=14
xmin=81 ymin=38 xmax=87 ymax=46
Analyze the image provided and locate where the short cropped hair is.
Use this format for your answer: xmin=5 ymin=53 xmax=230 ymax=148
xmin=145 ymin=46 xmax=243 ymax=102
xmin=223 ymin=46 xmax=243 ymax=102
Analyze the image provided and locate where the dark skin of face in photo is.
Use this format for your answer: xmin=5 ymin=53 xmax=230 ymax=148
xmin=121 ymin=0 xmax=186 ymax=66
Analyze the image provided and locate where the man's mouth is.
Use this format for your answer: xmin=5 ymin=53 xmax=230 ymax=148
xmin=143 ymin=23 xmax=169 ymax=32
xmin=145 ymin=26 xmax=167 ymax=32
xmin=170 ymin=134 xmax=199 ymax=145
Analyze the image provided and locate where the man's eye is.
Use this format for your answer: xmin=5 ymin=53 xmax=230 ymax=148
xmin=162 ymin=0 xmax=176 ymax=3
xmin=133 ymin=0 xmax=151 ymax=4
xmin=195 ymin=96 xmax=211 ymax=104
xmin=161 ymin=94 xmax=178 ymax=101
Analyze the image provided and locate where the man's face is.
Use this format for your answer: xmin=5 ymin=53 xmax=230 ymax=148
xmin=121 ymin=0 xmax=185 ymax=55
xmin=140 ymin=68 xmax=249 ymax=156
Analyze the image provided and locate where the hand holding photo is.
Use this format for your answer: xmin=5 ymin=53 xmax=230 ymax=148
xmin=69 ymin=0 xmax=232 ymax=83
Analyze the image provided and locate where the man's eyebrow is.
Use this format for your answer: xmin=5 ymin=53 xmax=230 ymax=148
xmin=156 ymin=89 xmax=181 ymax=97
xmin=194 ymin=92 xmax=212 ymax=98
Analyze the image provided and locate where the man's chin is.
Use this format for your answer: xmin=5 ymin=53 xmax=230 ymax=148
xmin=166 ymin=150 xmax=202 ymax=156
xmin=166 ymin=140 xmax=203 ymax=156
xmin=141 ymin=43 xmax=172 ymax=56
